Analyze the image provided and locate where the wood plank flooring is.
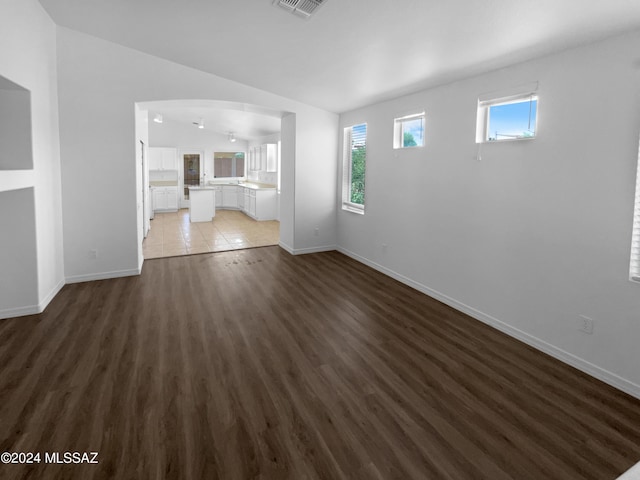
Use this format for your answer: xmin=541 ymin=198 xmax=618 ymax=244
xmin=1 ymin=246 xmax=639 ymax=479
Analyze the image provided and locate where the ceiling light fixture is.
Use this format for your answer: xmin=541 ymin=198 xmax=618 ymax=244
xmin=229 ymin=132 xmax=236 ymax=143
xmin=153 ymin=113 xmax=163 ymax=124
xmin=273 ymin=0 xmax=326 ymax=19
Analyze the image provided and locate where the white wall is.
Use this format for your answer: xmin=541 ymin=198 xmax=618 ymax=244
xmin=56 ymin=27 xmax=339 ymax=282
xmin=0 ymin=0 xmax=64 ymax=319
xmin=338 ymin=30 xmax=640 ymax=397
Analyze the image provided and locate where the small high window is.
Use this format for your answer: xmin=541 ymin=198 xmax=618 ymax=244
xmin=394 ymin=112 xmax=424 ymax=148
xmin=478 ymin=94 xmax=538 ymax=142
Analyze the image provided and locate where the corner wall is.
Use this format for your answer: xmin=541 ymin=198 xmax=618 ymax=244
xmin=338 ymin=30 xmax=640 ymax=397
xmin=0 ymin=0 xmax=64 ymax=319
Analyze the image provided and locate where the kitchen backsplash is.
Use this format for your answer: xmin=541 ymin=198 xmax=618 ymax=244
xmin=248 ymin=170 xmax=277 ymax=186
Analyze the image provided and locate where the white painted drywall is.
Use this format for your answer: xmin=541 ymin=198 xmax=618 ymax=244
xmin=56 ymin=27 xmax=338 ymax=281
xmin=338 ymin=30 xmax=640 ymax=396
xmin=0 ymin=87 xmax=32 ymax=170
xmin=0 ymin=189 xmax=38 ymax=314
xmin=0 ymin=0 xmax=64 ymax=318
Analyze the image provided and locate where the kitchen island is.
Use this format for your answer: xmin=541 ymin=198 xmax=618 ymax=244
xmin=188 ymin=186 xmax=216 ymax=222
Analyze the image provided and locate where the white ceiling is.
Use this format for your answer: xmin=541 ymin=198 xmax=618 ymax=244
xmin=39 ymin=0 xmax=640 ymax=113
xmin=139 ymin=100 xmax=283 ymax=141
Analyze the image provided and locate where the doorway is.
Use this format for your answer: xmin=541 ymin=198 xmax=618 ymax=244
xmin=179 ymin=150 xmax=203 ymax=209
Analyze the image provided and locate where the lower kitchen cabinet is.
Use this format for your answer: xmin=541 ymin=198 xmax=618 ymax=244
xmin=152 ymin=186 xmax=178 ymax=212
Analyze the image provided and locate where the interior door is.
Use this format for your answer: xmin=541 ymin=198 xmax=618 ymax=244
xmin=180 ymin=151 xmax=203 ymax=208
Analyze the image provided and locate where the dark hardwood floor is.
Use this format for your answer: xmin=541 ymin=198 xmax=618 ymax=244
xmin=1 ymin=247 xmax=639 ymax=479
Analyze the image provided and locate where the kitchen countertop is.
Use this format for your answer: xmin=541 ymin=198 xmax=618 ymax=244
xmin=207 ymin=181 xmax=276 ymax=190
xmin=150 ymin=181 xmax=179 ymax=187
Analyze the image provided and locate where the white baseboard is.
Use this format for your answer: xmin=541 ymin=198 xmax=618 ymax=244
xmin=65 ymin=267 xmax=141 ymax=284
xmin=337 ymin=246 xmax=640 ymax=401
xmin=278 ymin=241 xmax=336 ymax=256
xmin=0 ymin=278 xmax=65 ymax=320
xmin=278 ymin=241 xmax=294 ymax=254
xmin=0 ymin=303 xmax=41 ymax=320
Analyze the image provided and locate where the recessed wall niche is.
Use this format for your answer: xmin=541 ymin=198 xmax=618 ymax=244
xmin=0 ymin=75 xmax=33 ymax=170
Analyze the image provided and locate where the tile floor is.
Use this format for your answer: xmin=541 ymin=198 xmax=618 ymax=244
xmin=143 ymin=209 xmax=280 ymax=259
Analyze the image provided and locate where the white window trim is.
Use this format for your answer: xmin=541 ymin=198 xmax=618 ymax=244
xmin=477 ymin=94 xmax=538 ymax=143
xmin=393 ymin=112 xmax=425 ymax=149
xmin=476 ymin=82 xmax=539 ymax=144
xmin=629 ymin=134 xmax=640 ymax=283
xmin=342 ymin=124 xmax=366 ymax=214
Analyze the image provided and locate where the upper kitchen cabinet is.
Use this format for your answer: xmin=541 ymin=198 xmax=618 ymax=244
xmin=148 ymin=147 xmax=177 ymax=171
xmin=263 ymin=144 xmax=277 ymax=173
xmin=249 ymin=143 xmax=277 ymax=172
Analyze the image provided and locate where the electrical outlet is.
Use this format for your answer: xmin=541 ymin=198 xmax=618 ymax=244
xmin=314 ymin=227 xmax=319 ymax=236
xmin=89 ymin=249 xmax=98 ymax=259
xmin=578 ymin=315 xmax=594 ymax=334
xmin=382 ymin=243 xmax=388 ymax=252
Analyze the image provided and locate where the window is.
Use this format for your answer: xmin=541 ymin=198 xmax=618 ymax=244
xmin=342 ymin=123 xmax=367 ymax=213
xmin=214 ymin=152 xmax=245 ymax=178
xmin=629 ymin=135 xmax=640 ymax=282
xmin=394 ymin=112 xmax=424 ymax=148
xmin=477 ymin=94 xmax=538 ymax=142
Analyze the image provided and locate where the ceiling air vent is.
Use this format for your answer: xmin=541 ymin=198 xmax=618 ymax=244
xmin=273 ymin=0 xmax=326 ymax=19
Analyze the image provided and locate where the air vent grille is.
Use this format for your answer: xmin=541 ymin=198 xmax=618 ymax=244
xmin=274 ymin=0 xmax=325 ymax=18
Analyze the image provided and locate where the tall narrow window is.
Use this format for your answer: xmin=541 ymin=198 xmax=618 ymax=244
xmin=629 ymin=135 xmax=640 ymax=282
xmin=342 ymin=123 xmax=367 ymax=213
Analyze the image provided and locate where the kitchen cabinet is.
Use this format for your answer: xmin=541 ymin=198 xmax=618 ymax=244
xmin=221 ymin=185 xmax=239 ymax=208
xmin=237 ymin=186 xmax=245 ymax=209
xmin=149 ymin=147 xmax=177 ymax=171
xmin=188 ymin=187 xmax=215 ymax=222
xmin=263 ymin=143 xmax=277 ymax=172
xmin=213 ymin=186 xmax=222 ymax=207
xmin=242 ymin=188 xmax=276 ymax=221
xmin=152 ymin=186 xmax=178 ymax=212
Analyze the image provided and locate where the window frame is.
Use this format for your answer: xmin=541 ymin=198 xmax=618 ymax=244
xmin=342 ymin=123 xmax=367 ymax=214
xmin=213 ymin=151 xmax=245 ymax=178
xmin=477 ymin=93 xmax=538 ymax=143
xmin=629 ymin=135 xmax=640 ymax=283
xmin=393 ymin=112 xmax=425 ymax=149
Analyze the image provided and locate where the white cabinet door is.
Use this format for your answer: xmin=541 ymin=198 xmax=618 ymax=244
xmin=161 ymin=148 xmax=177 ymax=170
xmin=149 ymin=148 xmax=163 ymax=170
xmin=214 ymin=187 xmax=222 ymax=207
xmin=238 ymin=187 xmax=245 ymax=209
xmin=265 ymin=144 xmax=277 ymax=172
xmin=153 ymin=188 xmax=166 ymax=210
xmin=166 ymin=187 xmax=178 ymax=210
xmin=149 ymin=147 xmax=178 ymax=170
xmin=243 ymin=189 xmax=250 ymax=213
xmin=254 ymin=189 xmax=277 ymax=220
xmin=222 ymin=186 xmax=238 ymax=208
xmin=249 ymin=195 xmax=256 ymax=217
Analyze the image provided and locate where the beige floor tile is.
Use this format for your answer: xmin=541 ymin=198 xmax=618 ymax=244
xmin=143 ymin=245 xmax=164 ymax=259
xmin=146 ymin=208 xmax=278 ymax=259
xmin=187 ymin=245 xmax=211 ymax=254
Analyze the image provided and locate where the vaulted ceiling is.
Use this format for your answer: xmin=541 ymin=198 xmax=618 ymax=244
xmin=39 ymin=0 xmax=640 ymax=113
